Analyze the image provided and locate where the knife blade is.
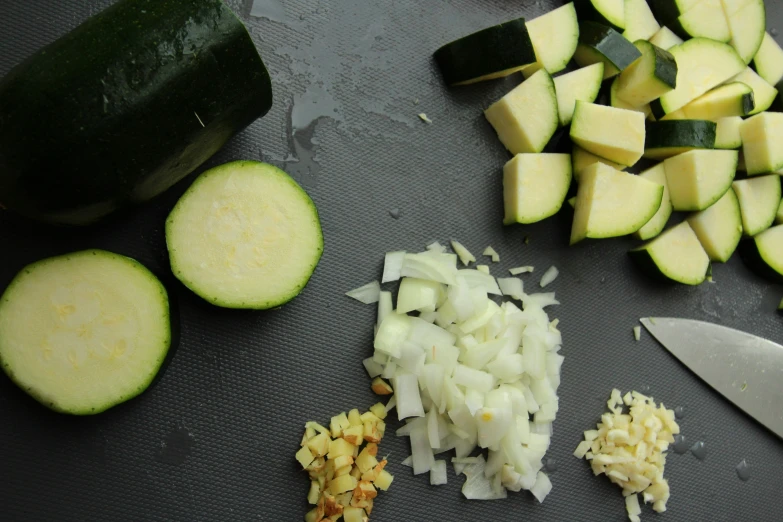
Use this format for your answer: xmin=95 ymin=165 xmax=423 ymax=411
xmin=641 ymin=317 xmax=783 ymax=439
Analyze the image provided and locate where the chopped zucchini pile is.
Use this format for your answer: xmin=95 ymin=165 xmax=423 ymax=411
xmin=434 ymin=0 xmax=783 ymax=292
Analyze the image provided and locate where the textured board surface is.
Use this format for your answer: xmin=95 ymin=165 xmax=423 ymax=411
xmin=1 ymin=1 xmax=783 ymax=521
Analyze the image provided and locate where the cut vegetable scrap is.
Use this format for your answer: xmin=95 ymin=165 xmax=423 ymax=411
xmin=574 ymin=389 xmax=680 ymax=521
xmin=298 ymin=406 xmax=393 ymax=522
xmin=509 ymin=266 xmax=534 ymax=275
xmin=633 ymin=326 xmax=641 ymax=341
xmin=418 ymin=113 xmax=433 ymax=124
xmin=451 ymin=240 xmax=476 ymax=266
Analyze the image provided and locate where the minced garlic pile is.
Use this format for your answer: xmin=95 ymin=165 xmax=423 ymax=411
xmin=296 ymin=404 xmax=394 ymax=522
xmin=574 ymin=389 xmax=681 ymax=522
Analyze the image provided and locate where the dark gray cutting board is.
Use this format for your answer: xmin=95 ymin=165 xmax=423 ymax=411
xmin=1 ymin=1 xmax=782 ymax=521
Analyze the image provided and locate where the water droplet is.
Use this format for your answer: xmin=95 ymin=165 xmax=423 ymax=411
xmin=674 ymin=406 xmax=685 ymax=419
xmin=544 ymin=458 xmax=558 ymax=472
xmin=691 ymin=441 xmax=707 ymax=460
xmin=736 ymin=459 xmax=751 ymax=481
xmin=673 ymin=434 xmax=689 ymax=454
xmin=389 ymin=208 xmax=401 ymax=219
xmin=772 ymin=28 xmax=779 ymax=36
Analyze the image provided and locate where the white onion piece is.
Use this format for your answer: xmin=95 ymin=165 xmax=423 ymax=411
xmin=382 ymin=251 xmax=406 ymax=283
xmin=458 ymin=269 xmax=502 ymax=295
xmin=522 ymin=292 xmax=559 ymax=308
xmin=401 ymin=455 xmax=413 ymax=467
xmin=409 ymin=418 xmax=435 ymax=475
xmin=377 ymin=290 xmax=393 ymax=326
xmin=385 ymin=395 xmax=397 ymax=414
xmin=539 ymin=266 xmax=559 ymax=288
xmin=375 ymin=314 xmax=411 ymax=358
xmin=476 ymin=264 xmax=490 ymax=275
xmin=346 ymin=280 xmax=381 ymax=303
xmin=430 ymin=460 xmax=448 ymax=485
xmin=497 ymin=277 xmax=524 ymax=300
xmin=451 ymin=240 xmax=476 ymax=266
xmin=461 ymin=455 xmax=508 ymax=500
xmin=454 ymin=365 xmax=495 ymax=393
xmin=482 ymin=246 xmax=500 ymax=263
xmin=366 ymin=245 xmax=564 ymax=504
xmin=394 ymin=372 xmax=425 ymax=419
xmin=401 ymin=253 xmax=457 ymax=285
xmin=397 ymin=277 xmax=443 ymax=314
xmin=509 ymin=266 xmax=534 ymax=275
xmin=363 ymin=357 xmax=384 ymax=378
xmin=530 ymin=472 xmax=552 ymax=503
xmin=426 ymin=241 xmax=446 ymax=253
xmin=633 ymin=326 xmax=641 ymax=341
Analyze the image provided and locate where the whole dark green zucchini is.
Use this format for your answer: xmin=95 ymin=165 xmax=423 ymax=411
xmin=0 ymin=0 xmax=273 ymax=225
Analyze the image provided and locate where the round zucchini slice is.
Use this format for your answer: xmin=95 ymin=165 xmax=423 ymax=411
xmin=0 ymin=250 xmax=172 ymax=414
xmin=166 ymin=161 xmax=323 ymax=309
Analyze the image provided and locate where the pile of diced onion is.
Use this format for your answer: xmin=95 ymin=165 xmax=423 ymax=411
xmin=573 ymin=389 xmax=680 ymax=522
xmin=348 ymin=241 xmax=563 ymax=502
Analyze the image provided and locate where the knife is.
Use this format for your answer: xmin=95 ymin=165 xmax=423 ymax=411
xmin=641 ymin=317 xmax=783 ymax=439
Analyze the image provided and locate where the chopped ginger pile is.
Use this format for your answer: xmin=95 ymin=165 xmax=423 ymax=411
xmin=296 ymin=403 xmax=394 ymax=522
xmin=574 ymin=389 xmax=681 ymax=522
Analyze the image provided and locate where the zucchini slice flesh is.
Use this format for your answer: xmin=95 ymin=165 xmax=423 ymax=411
xmin=687 ymin=188 xmax=743 ymax=262
xmin=503 ymin=154 xmax=572 ymax=225
xmin=648 ymin=26 xmax=684 ymax=50
xmin=726 ymin=0 xmax=766 ymax=64
xmin=663 ymin=149 xmax=737 ymax=211
xmin=522 ymin=3 xmax=580 ymax=77
xmin=433 ymin=19 xmax=536 ymax=86
xmin=648 ymin=0 xmax=700 ymax=23
xmin=740 ymin=225 xmax=783 ymax=282
xmin=615 ymin=40 xmax=677 ymax=107
xmin=644 ymin=120 xmax=717 ymax=160
xmin=663 ymin=82 xmax=755 ymax=121
xmin=740 ymin=112 xmax=783 ymax=175
xmin=753 ymin=32 xmax=783 ymax=86
xmin=570 ymin=101 xmax=646 ymax=166
xmin=714 ymin=116 xmax=743 ymax=149
xmin=554 ymin=63 xmax=605 ymax=126
xmin=0 ymin=250 xmax=171 ymax=414
xmin=623 ymin=0 xmax=660 ymax=42
xmin=727 ymin=68 xmax=778 ymax=115
xmin=630 ymin=221 xmax=710 ymax=285
xmin=572 ymin=144 xmax=627 ymax=182
xmin=634 ymin=163 xmax=673 ymax=240
xmin=732 ymin=175 xmax=782 ymax=237
xmin=574 ymin=0 xmax=627 ymax=31
xmin=670 ymin=0 xmax=730 ymax=43
xmin=610 ymin=76 xmax=653 ymax=117
xmin=166 ymin=161 xmax=323 ymax=309
xmin=485 ymin=70 xmax=559 ymax=154
xmin=777 ymin=200 xmax=783 ymax=225
xmin=651 ymin=38 xmax=745 ymax=117
xmin=571 ymin=163 xmax=664 ymax=244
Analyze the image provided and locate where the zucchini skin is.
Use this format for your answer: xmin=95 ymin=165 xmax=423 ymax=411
xmin=579 ymin=22 xmax=642 ymax=71
xmin=649 ymin=43 xmax=678 ymax=89
xmin=0 ymin=0 xmax=273 ymax=225
xmin=433 ymin=19 xmax=535 ymax=86
xmin=739 ymin=238 xmax=783 ymax=283
xmin=645 ymin=120 xmax=716 ymax=149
